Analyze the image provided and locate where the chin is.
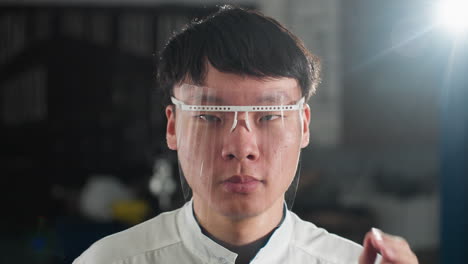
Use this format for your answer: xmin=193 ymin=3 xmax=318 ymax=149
xmin=214 ymin=194 xmax=270 ymax=220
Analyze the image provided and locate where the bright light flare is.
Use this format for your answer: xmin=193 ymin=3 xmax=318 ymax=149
xmin=436 ymin=0 xmax=468 ymax=34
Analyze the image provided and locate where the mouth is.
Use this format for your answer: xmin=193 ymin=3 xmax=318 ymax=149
xmin=222 ymin=175 xmax=263 ymax=194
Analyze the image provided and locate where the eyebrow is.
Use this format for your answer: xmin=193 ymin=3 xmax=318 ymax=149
xmin=189 ymin=94 xmax=225 ymax=104
xmin=186 ymin=91 xmax=295 ymax=105
xmin=256 ymin=92 xmax=294 ymax=104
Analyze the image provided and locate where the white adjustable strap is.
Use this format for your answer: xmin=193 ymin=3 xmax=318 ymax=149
xmin=170 ymin=97 xmax=305 ymax=112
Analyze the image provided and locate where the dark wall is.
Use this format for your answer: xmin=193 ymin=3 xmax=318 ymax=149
xmin=440 ymin=38 xmax=468 ymax=263
xmin=0 ymin=5 xmax=216 ymax=263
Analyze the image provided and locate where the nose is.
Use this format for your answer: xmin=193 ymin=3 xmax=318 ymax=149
xmin=221 ymin=114 xmax=259 ymax=161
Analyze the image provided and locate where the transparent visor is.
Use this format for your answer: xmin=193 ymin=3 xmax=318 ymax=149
xmin=171 ymin=83 xmax=306 ymax=212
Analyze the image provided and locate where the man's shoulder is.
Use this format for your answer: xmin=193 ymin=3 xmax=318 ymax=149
xmin=73 ymin=207 xmax=183 ymax=264
xmin=288 ymin=211 xmax=363 ymax=263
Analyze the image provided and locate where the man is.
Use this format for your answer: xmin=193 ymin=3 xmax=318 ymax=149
xmin=74 ymin=6 xmax=418 ymax=264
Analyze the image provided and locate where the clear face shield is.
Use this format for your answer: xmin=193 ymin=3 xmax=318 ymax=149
xmin=170 ymin=83 xmax=307 ymax=218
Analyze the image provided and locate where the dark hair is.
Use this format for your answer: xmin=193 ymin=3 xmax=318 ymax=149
xmin=157 ymin=5 xmax=320 ymax=105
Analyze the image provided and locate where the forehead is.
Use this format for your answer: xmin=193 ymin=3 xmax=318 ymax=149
xmin=174 ymin=65 xmax=301 ymax=105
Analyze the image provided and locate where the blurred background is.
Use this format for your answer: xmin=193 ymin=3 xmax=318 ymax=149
xmin=0 ymin=0 xmax=467 ymax=263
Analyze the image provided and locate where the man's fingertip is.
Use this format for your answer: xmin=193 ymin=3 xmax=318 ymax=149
xmin=371 ymin=227 xmax=383 ymax=241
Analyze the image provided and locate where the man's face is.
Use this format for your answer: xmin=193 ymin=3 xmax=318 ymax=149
xmin=165 ymin=65 xmax=310 ymax=219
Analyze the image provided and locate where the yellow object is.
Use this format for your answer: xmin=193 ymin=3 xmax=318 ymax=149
xmin=112 ymin=200 xmax=150 ymax=225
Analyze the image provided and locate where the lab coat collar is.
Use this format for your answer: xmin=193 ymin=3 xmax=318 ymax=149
xmin=177 ymin=199 xmax=293 ymax=264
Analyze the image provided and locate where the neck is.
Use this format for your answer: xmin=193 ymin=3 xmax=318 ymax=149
xmin=192 ymin=196 xmax=285 ymax=246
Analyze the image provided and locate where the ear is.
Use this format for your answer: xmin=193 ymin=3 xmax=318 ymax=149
xmin=301 ymin=104 xmax=311 ymax=148
xmin=166 ymin=105 xmax=178 ymax=150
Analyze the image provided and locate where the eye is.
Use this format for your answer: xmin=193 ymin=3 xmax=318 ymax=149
xmin=197 ymin=114 xmax=222 ymax=123
xmin=259 ymin=114 xmax=283 ymax=121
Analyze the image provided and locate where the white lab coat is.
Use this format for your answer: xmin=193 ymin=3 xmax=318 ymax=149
xmin=73 ymin=200 xmax=364 ymax=264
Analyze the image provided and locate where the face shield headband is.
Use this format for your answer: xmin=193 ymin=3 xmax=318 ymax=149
xmin=171 ymin=96 xmax=305 ymax=133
